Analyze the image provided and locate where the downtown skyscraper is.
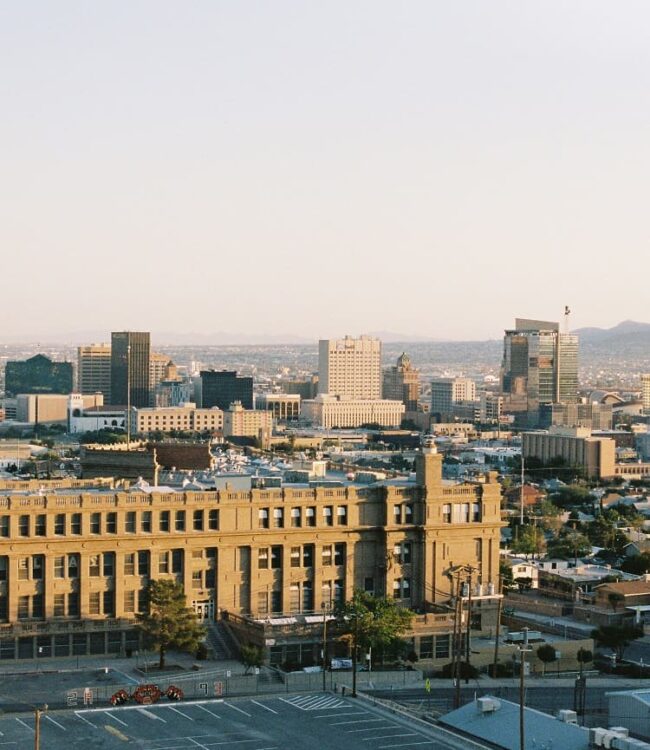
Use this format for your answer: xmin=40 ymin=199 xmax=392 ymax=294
xmin=110 ymin=331 xmax=151 ymax=408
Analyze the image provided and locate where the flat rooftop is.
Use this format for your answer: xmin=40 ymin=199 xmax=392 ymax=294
xmin=0 ymin=692 xmax=473 ymax=750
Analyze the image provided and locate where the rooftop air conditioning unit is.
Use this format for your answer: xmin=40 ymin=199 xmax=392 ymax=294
xmin=477 ymin=697 xmax=500 ymax=714
xmin=609 ymin=728 xmax=630 ymax=738
xmin=556 ymin=709 xmax=578 ymax=724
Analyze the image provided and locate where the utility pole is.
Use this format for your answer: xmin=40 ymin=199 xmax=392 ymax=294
xmin=519 ymin=628 xmax=532 ymax=750
xmin=351 ymin=613 xmax=358 ymax=698
xmin=465 ymin=568 xmax=473 ymax=684
xmin=322 ymin=607 xmax=328 ymax=692
xmin=492 ymin=580 xmax=504 ymax=677
xmin=453 ymin=571 xmax=463 ymax=709
xmin=520 ymin=454 xmax=525 ymax=526
xmin=126 ymin=343 xmax=131 ymax=449
xmin=34 ymin=704 xmax=47 ymax=750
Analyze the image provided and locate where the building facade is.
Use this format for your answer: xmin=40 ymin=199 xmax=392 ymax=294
xmin=430 ymin=377 xmax=477 ymax=421
xmin=501 ymin=318 xmax=579 ymax=426
xmin=0 ymin=449 xmax=503 ymax=663
xmin=522 ymin=427 xmax=616 ymax=480
xmin=131 ymin=404 xmax=224 ymax=435
xmin=382 ymin=353 xmax=420 ymax=412
xmin=302 ymin=395 xmax=405 ymax=429
xmin=110 ymin=332 xmax=151 ymax=408
xmin=17 ymin=393 xmax=104 ymax=425
xmin=318 ymin=336 xmax=382 ymax=400
xmin=256 ymin=393 xmax=301 ymax=422
xmin=77 ymin=345 xmax=112 ymax=401
xmin=200 ymin=371 xmax=254 ymax=410
xmin=223 ymin=403 xmax=273 ymax=446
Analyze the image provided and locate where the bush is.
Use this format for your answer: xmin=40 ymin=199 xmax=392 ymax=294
xmin=439 ymin=661 xmax=479 ymax=679
xmin=195 ymin=643 xmax=208 ymax=660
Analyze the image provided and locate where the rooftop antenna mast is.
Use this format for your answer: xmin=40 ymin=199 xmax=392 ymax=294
xmin=564 ymin=305 xmax=571 ymax=334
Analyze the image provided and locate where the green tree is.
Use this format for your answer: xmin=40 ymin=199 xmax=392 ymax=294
xmin=240 ymin=643 xmax=265 ymax=675
xmin=591 ymin=624 xmax=644 ymax=661
xmin=576 ymin=648 xmax=593 ymax=675
xmin=535 ymin=500 xmax=564 ymax=536
xmin=536 ymin=644 xmax=557 ymax=676
xmin=621 ymin=552 xmax=650 ymax=575
xmin=136 ymin=580 xmax=205 ymax=669
xmin=335 ymin=591 xmax=414 ymax=696
xmin=546 ymin=530 xmax=592 ymax=561
xmin=511 ymin=524 xmax=546 ymax=559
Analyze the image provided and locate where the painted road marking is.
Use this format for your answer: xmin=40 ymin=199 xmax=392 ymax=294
xmin=103 ymin=711 xmax=128 ymax=727
xmin=362 ymin=735 xmax=418 ymax=742
xmin=331 ymin=718 xmax=386 ymax=726
xmin=377 ymin=742 xmax=435 ymax=749
xmin=45 ymin=715 xmax=66 ymax=730
xmin=313 ymin=711 xmax=367 ymax=719
xmin=74 ymin=712 xmax=97 ymax=728
xmin=166 ymin=706 xmax=195 ymax=721
xmin=196 ymin=704 xmax=222 ymax=720
xmin=136 ymin=707 xmax=166 ymax=722
xmin=224 ymin=702 xmax=252 ymax=717
xmin=15 ymin=718 xmax=33 ymax=732
xmin=104 ymin=724 xmax=129 ymax=742
xmin=250 ymin=700 xmax=278 ymax=714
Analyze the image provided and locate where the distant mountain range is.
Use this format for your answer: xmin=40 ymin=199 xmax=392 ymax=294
xmin=573 ymin=320 xmax=650 ymax=343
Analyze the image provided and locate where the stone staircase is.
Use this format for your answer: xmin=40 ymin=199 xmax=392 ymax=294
xmin=206 ymin=621 xmax=240 ymax=660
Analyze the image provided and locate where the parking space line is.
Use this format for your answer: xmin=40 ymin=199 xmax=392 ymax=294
xmin=313 ymin=711 xmax=367 ymax=718
xmin=377 ymin=742 xmax=434 ymax=748
xmin=250 ymin=700 xmax=278 ymax=714
xmin=199 ymin=741 xmax=257 ymax=747
xmin=15 ymin=718 xmax=33 ymax=733
xmin=45 ymin=715 xmax=67 ymax=730
xmin=103 ymin=710 xmax=128 ymax=727
xmin=188 ymin=738 xmax=210 ymax=750
xmin=195 ymin=704 xmax=222 ymax=720
xmin=361 ymin=735 xmax=418 ymax=742
xmin=74 ymin=712 xmax=97 ymax=728
xmin=347 ymin=725 xmax=401 ymax=733
xmin=166 ymin=706 xmax=195 ymax=721
xmin=224 ymin=702 xmax=252 ymax=717
xmin=137 ymin=707 xmax=167 ymax=722
xmin=331 ymin=718 xmax=386 ymax=726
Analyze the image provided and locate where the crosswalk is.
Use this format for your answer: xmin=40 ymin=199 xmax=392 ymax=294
xmin=279 ymin=694 xmax=348 ymax=711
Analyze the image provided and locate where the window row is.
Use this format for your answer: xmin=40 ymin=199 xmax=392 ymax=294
xmin=258 ymin=505 xmax=347 ymax=529
xmin=0 ymin=509 xmax=219 ymax=538
xmin=441 ymin=503 xmax=481 ymax=524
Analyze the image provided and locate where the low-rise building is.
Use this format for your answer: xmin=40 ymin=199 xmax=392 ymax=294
xmin=302 ymin=394 xmax=405 ymax=429
xmin=256 ymin=393 xmax=301 ymax=422
xmin=223 ymin=402 xmax=273 ymax=446
xmin=522 ymin=427 xmax=616 ymax=480
xmin=131 ymin=404 xmax=224 ymax=435
xmin=18 ymin=393 xmax=104 ymax=425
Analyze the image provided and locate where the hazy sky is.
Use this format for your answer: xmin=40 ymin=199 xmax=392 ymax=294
xmin=1 ymin=2 xmax=649 ymax=341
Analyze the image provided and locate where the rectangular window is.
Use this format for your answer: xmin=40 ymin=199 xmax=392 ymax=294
xmin=257 ymin=591 xmax=268 ymax=615
xmin=32 ymin=556 xmax=43 ymax=580
xmin=291 ymin=508 xmax=301 ymax=528
xmin=323 ymin=506 xmax=333 ymax=526
xmin=393 ymin=579 xmax=401 ymax=599
xmin=303 ymin=581 xmax=313 ymax=611
xmin=393 ymin=505 xmax=402 ymax=524
xmin=290 ymin=547 xmax=300 ymax=568
xmin=303 ymin=544 xmax=314 ymax=568
xmin=172 ymin=549 xmax=183 ymax=574
xmin=106 ymin=512 xmax=117 ymax=533
xmin=18 ymin=596 xmax=30 ymax=619
xmin=103 ymin=552 xmax=115 ymax=577
xmin=306 ymin=507 xmax=316 ymax=527
xmin=472 ymin=503 xmax=481 ymax=522
xmin=258 ymin=548 xmax=268 ymax=569
xmin=67 ymin=554 xmax=79 ymax=578
xmin=322 ymin=545 xmax=332 ymax=566
xmin=19 ymin=515 xmax=29 ymax=537
xmin=271 ymin=589 xmax=282 ymax=614
xmin=141 ymin=511 xmax=152 ymax=533
xmin=53 ymin=594 xmax=65 ymax=617
xmin=442 ymin=504 xmax=451 ymax=524
xmin=270 ymin=546 xmax=282 ymax=569
xmin=402 ymin=578 xmax=411 ymax=599
xmin=337 ymin=506 xmax=348 ymax=525
xmin=71 ymin=513 xmax=81 ymax=534
xmin=138 ymin=589 xmax=148 ymax=614
xmin=272 ymin=508 xmax=283 ymax=528
xmin=175 ymin=510 xmax=185 ymax=532
xmin=138 ymin=551 xmax=149 ymax=576
xmin=193 ymin=510 xmax=204 ymax=531
xmin=124 ymin=553 xmax=135 ymax=576
xmin=159 ymin=510 xmax=170 ymax=532
xmin=54 ymin=514 xmax=66 ymax=535
xmin=89 ymin=555 xmax=100 ymax=577
xmin=420 ymin=636 xmax=434 ymax=659
xmin=334 ymin=543 xmax=345 ymax=566
xmin=68 ymin=592 xmax=79 ymax=617
xmin=0 ymin=516 xmax=9 ymax=537
xmin=403 ymin=542 xmax=412 ymax=564
xmin=258 ymin=508 xmax=269 ymax=529
xmin=333 ymin=579 xmax=344 ymax=605
xmin=208 ymin=509 xmax=219 ymax=530
xmin=289 ymin=584 xmax=300 ymax=613
xmin=435 ymin=634 xmax=450 ymax=659
xmin=159 ymin=551 xmax=169 ymax=574
xmin=18 ymin=558 xmax=29 ymax=580
xmin=125 ymin=511 xmax=136 ymax=533
xmin=90 ymin=513 xmax=101 ymax=534
xmin=124 ymin=590 xmax=135 ymax=613
xmin=192 ymin=570 xmax=202 ymax=589
xmin=0 ymin=557 xmax=6 ymax=582
xmin=103 ymin=590 xmax=115 ymax=616
xmin=405 ymin=504 xmax=413 ymax=523
xmin=364 ymin=577 xmax=374 ymax=594
xmin=321 ymin=581 xmax=332 ymax=609
xmin=89 ymin=592 xmax=101 ymax=615
xmin=54 ymin=556 xmax=65 ymax=579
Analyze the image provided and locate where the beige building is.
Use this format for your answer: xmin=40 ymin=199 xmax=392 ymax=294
xmin=642 ymin=374 xmax=650 ymax=415
xmin=382 ymin=353 xmax=420 ymax=411
xmin=302 ymin=394 xmax=405 ymax=429
xmin=149 ymin=353 xmax=177 ymax=405
xmin=77 ymin=345 xmax=111 ymax=400
xmin=318 ymin=336 xmax=382 ymax=400
xmin=132 ymin=404 xmax=223 ymax=435
xmin=0 ymin=447 xmax=503 ymax=664
xmin=256 ymin=393 xmax=301 ymax=422
xmin=431 ymin=377 xmax=477 ymax=420
xmin=17 ymin=393 xmax=104 ymax=425
xmin=522 ymin=426 xmax=616 ymax=480
xmin=223 ymin=403 xmax=273 ymax=446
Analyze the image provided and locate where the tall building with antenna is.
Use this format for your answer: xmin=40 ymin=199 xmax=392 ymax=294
xmin=110 ymin=332 xmax=151 ymax=408
xmin=501 ymin=317 xmax=578 ymax=427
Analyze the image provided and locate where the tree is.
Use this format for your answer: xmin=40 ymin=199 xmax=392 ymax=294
xmin=335 ymin=591 xmax=414 ymax=697
xmin=535 ymin=500 xmax=564 ymax=536
xmin=591 ymin=624 xmax=644 ymax=661
xmin=546 ymin=530 xmax=592 ymax=561
xmin=240 ymin=643 xmax=265 ymax=674
xmin=576 ymin=648 xmax=593 ymax=675
xmin=536 ymin=644 xmax=557 ymax=675
xmin=136 ymin=580 xmax=205 ymax=669
xmin=621 ymin=552 xmax=650 ymax=575
xmin=607 ymin=592 xmax=625 ymax=612
xmin=511 ymin=524 xmax=546 ymax=559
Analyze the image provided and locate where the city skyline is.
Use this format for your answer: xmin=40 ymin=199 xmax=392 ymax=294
xmin=2 ymin=2 xmax=650 ymax=338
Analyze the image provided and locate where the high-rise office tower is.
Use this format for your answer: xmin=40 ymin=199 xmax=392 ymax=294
xmin=642 ymin=374 xmax=650 ymax=416
xmin=77 ymin=344 xmax=112 ymax=400
xmin=382 ymin=353 xmax=420 ymax=411
xmin=318 ymin=335 xmax=381 ymax=399
xmin=200 ymin=370 xmax=254 ymax=410
xmin=501 ymin=318 xmax=578 ymax=426
xmin=110 ymin=332 xmax=151 ymax=407
xmin=430 ymin=377 xmax=477 ymax=421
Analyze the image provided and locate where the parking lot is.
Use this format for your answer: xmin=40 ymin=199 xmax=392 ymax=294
xmin=0 ymin=692 xmax=483 ymax=749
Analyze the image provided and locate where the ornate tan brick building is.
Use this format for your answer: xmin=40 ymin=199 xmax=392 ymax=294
xmin=0 ymin=447 xmax=503 ymax=663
